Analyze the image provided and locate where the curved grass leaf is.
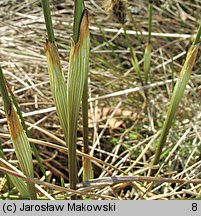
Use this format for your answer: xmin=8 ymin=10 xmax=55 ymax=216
xmin=45 ymin=41 xmax=68 ymax=138
xmin=0 ymin=66 xmax=36 ymax=199
xmin=151 ymin=43 xmax=199 ymax=175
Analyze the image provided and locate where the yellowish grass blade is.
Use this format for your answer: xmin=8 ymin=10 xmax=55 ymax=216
xmin=0 ymin=66 xmax=36 ymax=199
xmin=45 ymin=41 xmax=68 ymax=138
xmin=151 ymin=44 xmax=199 ymax=174
xmin=82 ymin=155 xmax=94 ymax=181
xmin=144 ymin=42 xmax=151 ymax=84
xmin=131 ymin=48 xmax=143 ymax=85
xmin=6 ymin=106 xmax=37 ymax=199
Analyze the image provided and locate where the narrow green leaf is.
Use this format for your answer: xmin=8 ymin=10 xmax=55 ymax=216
xmin=148 ymin=1 xmax=153 ymax=44
xmin=73 ymin=0 xmax=84 ymax=44
xmin=82 ymin=78 xmax=94 ymax=181
xmin=131 ymin=48 xmax=143 ymax=85
xmin=41 ymin=0 xmax=55 ymax=43
xmin=144 ymin=1 xmax=153 ymax=85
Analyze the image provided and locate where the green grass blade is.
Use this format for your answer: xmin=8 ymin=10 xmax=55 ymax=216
xmin=131 ymin=48 xmax=143 ymax=85
xmin=6 ymin=81 xmax=47 ymax=181
xmin=67 ymin=10 xmax=90 ymax=190
xmin=12 ymin=126 xmax=37 ymax=199
xmin=122 ymin=25 xmax=144 ymax=85
xmin=143 ymin=1 xmax=153 ymax=85
xmin=42 ymin=0 xmax=68 ymax=142
xmin=82 ymin=78 xmax=93 ymax=181
xmin=74 ymin=0 xmax=93 ymax=182
xmin=73 ymin=0 xmax=84 ymax=44
xmin=148 ymin=1 xmax=153 ymax=44
xmin=193 ymin=22 xmax=201 ymax=46
xmin=151 ymin=43 xmax=199 ymax=175
xmin=41 ymin=0 xmax=55 ymax=42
